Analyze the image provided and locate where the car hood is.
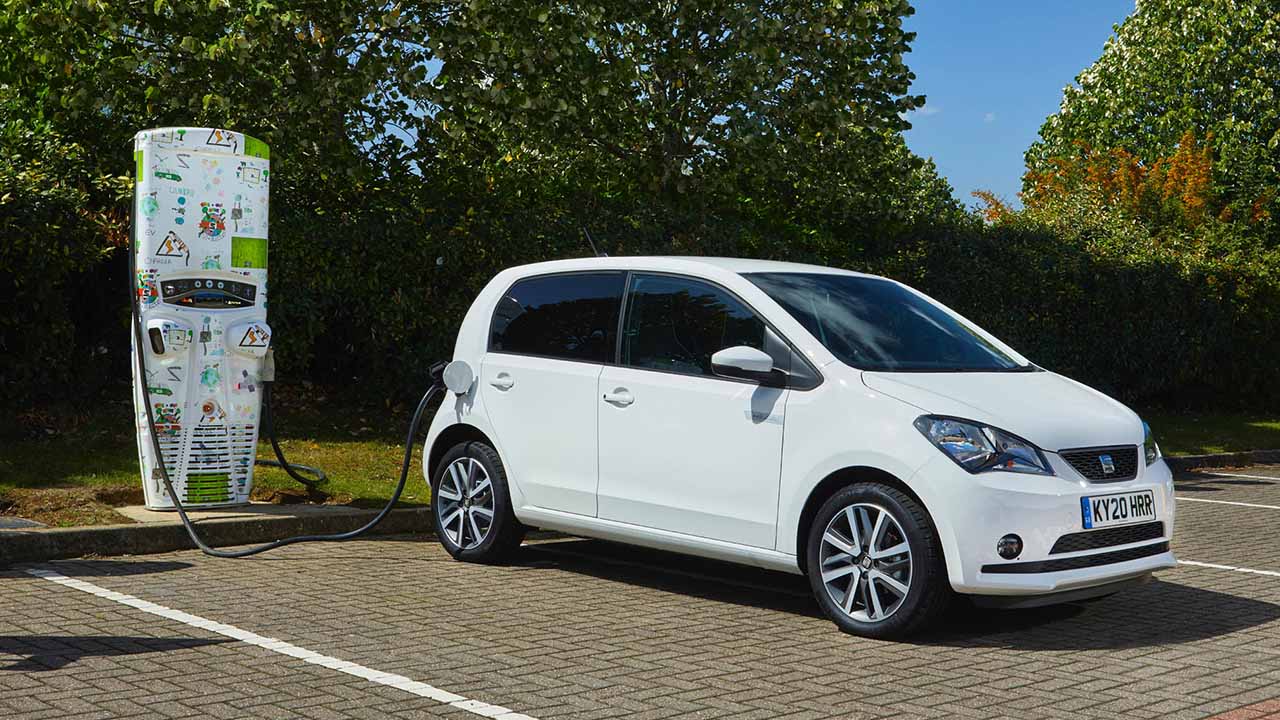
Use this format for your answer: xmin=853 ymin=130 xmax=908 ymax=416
xmin=861 ymin=370 xmax=1143 ymax=452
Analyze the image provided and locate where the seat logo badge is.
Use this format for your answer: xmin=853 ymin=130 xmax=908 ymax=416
xmin=1099 ymin=454 xmax=1116 ymax=474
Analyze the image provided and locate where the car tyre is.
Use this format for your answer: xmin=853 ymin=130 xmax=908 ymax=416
xmin=805 ymin=482 xmax=950 ymax=639
xmin=432 ymin=440 xmax=525 ymax=563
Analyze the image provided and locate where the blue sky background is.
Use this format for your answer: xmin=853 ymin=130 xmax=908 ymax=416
xmin=903 ymin=2 xmax=1134 ymax=209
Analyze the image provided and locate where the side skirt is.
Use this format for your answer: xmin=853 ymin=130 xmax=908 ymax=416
xmin=516 ymin=506 xmax=804 ymax=576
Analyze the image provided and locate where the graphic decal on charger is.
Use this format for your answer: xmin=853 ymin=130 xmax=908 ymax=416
xmin=140 ymin=192 xmax=160 ymax=218
xmin=199 ymin=398 xmax=227 ymax=423
xmin=132 ymin=126 xmax=270 ymax=509
xmin=163 ymin=325 xmax=192 ymax=351
xmin=238 ymin=324 xmax=269 ymax=348
xmin=152 ymin=403 xmax=182 ymax=436
xmin=236 ymin=162 xmax=263 ymax=186
xmin=136 ymin=269 xmax=159 ymax=306
xmin=234 ymin=370 xmax=260 ymax=393
xmin=231 ymin=235 xmax=268 ymax=268
xmin=156 ymin=231 xmax=190 ymax=266
xmin=200 ymin=364 xmax=221 ymax=392
xmin=198 ymin=202 xmax=227 ymax=239
xmin=205 ymin=128 xmax=239 ymax=152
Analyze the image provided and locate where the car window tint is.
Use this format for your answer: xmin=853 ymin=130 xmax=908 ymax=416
xmin=622 ymin=274 xmax=766 ymax=377
xmin=745 ymin=272 xmax=1026 ymax=372
xmin=489 ymin=272 xmax=625 ymax=363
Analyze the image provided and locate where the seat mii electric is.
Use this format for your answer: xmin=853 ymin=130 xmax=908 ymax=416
xmin=423 ymin=257 xmax=1176 ymax=638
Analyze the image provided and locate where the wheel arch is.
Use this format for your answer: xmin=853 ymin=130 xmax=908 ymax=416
xmin=794 ymin=465 xmax=942 ymax=575
xmin=427 ymin=423 xmax=495 ymax=485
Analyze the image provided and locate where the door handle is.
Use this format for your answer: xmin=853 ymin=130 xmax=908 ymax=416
xmin=490 ymin=373 xmax=514 ymax=391
xmin=603 ymin=388 xmax=634 ymax=407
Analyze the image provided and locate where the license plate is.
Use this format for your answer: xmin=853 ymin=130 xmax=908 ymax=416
xmin=1080 ymin=490 xmax=1156 ymax=529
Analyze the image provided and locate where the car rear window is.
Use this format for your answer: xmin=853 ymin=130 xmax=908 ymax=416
xmin=489 ymin=272 xmax=625 ymax=363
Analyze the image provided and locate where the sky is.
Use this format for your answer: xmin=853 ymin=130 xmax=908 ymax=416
xmin=902 ymin=2 xmax=1135 ymax=209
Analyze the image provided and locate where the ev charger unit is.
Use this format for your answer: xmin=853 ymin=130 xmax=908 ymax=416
xmin=129 ymin=124 xmax=470 ymax=557
xmin=131 ymin=127 xmax=272 ymax=510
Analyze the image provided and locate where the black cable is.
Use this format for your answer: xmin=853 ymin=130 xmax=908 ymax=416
xmin=129 ymin=187 xmax=445 ymax=558
xmin=254 ymin=381 xmax=327 ymax=490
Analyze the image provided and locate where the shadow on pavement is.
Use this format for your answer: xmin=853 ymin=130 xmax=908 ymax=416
xmin=922 ymin=579 xmax=1280 ymax=649
xmin=517 ymin=539 xmax=822 ymax=618
xmin=43 ymin=559 xmax=194 ymax=577
xmin=1175 ymin=472 xmax=1276 ymax=492
xmin=0 ymin=635 xmax=231 ymax=671
xmin=518 ymin=540 xmax=1280 ymax=649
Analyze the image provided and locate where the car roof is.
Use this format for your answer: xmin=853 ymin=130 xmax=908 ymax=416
xmin=502 ymin=255 xmax=881 ymax=279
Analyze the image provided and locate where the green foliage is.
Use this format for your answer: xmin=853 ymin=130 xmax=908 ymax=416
xmin=425 ymin=1 xmax=923 ymax=199
xmin=1026 ymin=0 xmax=1280 ymax=235
xmin=0 ymin=115 xmax=130 ymax=406
xmin=904 ymin=199 xmax=1280 ymax=409
xmin=3 ymin=0 xmax=1276 ymax=415
xmin=0 ymin=0 xmax=430 ymax=172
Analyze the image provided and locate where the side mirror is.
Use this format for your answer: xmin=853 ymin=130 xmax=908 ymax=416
xmin=710 ymin=346 xmax=782 ymax=385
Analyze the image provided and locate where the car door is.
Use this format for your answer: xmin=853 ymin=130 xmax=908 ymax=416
xmin=596 ymin=272 xmax=788 ymax=549
xmin=483 ymin=271 xmax=625 ymax=517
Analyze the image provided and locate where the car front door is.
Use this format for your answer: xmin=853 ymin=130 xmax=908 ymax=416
xmin=596 ymin=273 xmax=788 ymax=549
xmin=482 ymin=271 xmax=625 ymax=517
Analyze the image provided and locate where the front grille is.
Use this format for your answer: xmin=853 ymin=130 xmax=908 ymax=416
xmin=1050 ymin=521 xmax=1165 ymax=554
xmin=982 ymin=542 xmax=1168 ymax=574
xmin=1060 ymin=445 xmax=1139 ymax=482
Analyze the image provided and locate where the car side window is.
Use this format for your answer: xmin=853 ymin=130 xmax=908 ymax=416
xmin=489 ymin=272 xmax=625 ymax=363
xmin=621 ymin=274 xmax=767 ymax=377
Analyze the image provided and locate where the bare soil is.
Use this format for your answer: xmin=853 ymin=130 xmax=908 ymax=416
xmin=0 ymin=482 xmax=346 ymax=528
xmin=0 ymin=486 xmax=141 ymax=527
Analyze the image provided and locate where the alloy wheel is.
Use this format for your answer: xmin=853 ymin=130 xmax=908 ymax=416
xmin=437 ymin=457 xmax=495 ymax=550
xmin=818 ymin=502 xmax=913 ymax=623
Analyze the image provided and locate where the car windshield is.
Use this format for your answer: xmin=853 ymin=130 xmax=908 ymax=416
xmin=745 ymin=272 xmax=1034 ymax=372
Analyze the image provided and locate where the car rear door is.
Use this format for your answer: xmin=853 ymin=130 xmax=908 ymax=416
xmin=482 ymin=271 xmax=625 ymax=517
xmin=595 ymin=272 xmax=788 ymax=548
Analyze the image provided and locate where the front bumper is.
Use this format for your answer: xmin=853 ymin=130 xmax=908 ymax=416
xmin=910 ymin=451 xmax=1178 ymax=596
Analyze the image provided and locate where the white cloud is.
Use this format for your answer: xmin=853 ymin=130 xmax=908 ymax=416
xmin=983 ymin=112 xmax=997 ymax=124
xmin=912 ymin=105 xmax=942 ymax=117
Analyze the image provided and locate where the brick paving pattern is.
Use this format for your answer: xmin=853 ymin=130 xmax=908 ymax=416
xmin=1176 ymin=468 xmax=1280 ymax=507
xmin=1 ymin=468 xmax=1277 ymax=719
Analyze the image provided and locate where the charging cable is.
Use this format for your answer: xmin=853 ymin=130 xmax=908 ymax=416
xmin=255 ymin=352 xmax=328 ymax=491
xmin=129 ymin=214 xmax=444 ymax=558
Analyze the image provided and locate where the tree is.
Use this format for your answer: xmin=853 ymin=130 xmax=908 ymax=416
xmin=0 ymin=0 xmax=957 ymax=404
xmin=422 ymin=1 xmax=925 ymax=202
xmin=0 ymin=0 xmax=433 ymax=181
xmin=1025 ymin=0 xmax=1280 ymax=233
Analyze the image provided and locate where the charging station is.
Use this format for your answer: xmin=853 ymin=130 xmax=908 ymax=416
xmin=129 ymin=124 xmax=465 ymax=555
xmin=131 ymin=127 xmax=272 ymax=509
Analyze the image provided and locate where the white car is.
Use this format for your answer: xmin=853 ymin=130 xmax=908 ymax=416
xmin=423 ymin=256 xmax=1176 ymax=638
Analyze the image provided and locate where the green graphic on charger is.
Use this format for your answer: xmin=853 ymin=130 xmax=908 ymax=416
xmin=231 ymin=236 xmax=268 ymax=269
xmin=244 ymin=135 xmax=270 ymax=160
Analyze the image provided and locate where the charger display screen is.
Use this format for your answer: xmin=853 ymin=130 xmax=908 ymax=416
xmin=161 ymin=278 xmax=257 ymax=308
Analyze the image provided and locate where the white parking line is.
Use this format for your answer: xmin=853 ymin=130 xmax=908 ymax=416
xmin=1178 ymin=560 xmax=1280 ymax=579
xmin=23 ymin=567 xmax=536 ymax=720
xmin=1187 ymin=471 xmax=1280 ymax=482
xmin=1176 ymin=496 xmax=1280 ymax=511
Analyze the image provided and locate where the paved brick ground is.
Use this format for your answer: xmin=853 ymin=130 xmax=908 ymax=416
xmin=1 ymin=466 xmax=1278 ymax=719
xmin=1176 ymin=466 xmax=1280 ymax=507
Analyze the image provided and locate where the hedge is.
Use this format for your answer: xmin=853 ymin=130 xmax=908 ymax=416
xmin=4 ymin=156 xmax=1279 ymax=414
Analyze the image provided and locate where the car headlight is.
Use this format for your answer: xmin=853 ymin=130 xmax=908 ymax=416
xmin=1143 ymin=421 xmax=1161 ymax=465
xmin=913 ymin=416 xmax=1053 ymax=476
